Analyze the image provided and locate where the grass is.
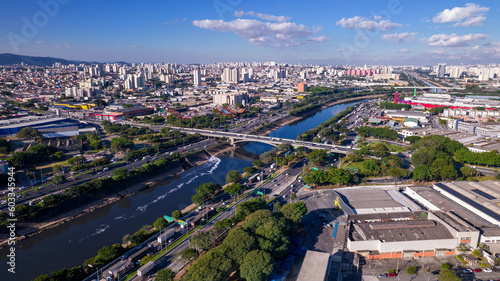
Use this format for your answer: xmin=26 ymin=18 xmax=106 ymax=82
xmin=365 ymin=142 xmax=407 ymax=153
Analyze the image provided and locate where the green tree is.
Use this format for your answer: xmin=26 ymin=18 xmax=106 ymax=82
xmin=252 ymin=160 xmax=263 ymax=168
xmin=240 ymin=250 xmax=274 ymax=281
xmin=153 ymin=217 xmax=168 ymax=229
xmin=307 ymin=149 xmax=328 ymax=165
xmin=407 ymin=266 xmax=417 ymax=274
xmin=16 ymin=127 xmax=39 ymax=138
xmin=441 ymin=263 xmax=450 ymax=270
xmin=226 ymin=170 xmax=242 ymax=184
xmin=110 ymin=137 xmax=134 ymax=152
xmin=278 ymin=143 xmax=293 ymax=152
xmin=191 ymin=230 xmax=217 ymax=252
xmin=243 ymin=166 xmax=257 ymax=174
xmin=172 ymin=210 xmax=182 ymax=220
xmin=225 ymin=183 xmax=245 ymax=196
xmin=438 ymin=269 xmax=461 ymax=281
xmin=183 ymin=247 xmax=232 ymax=281
xmin=413 ymin=165 xmax=432 ymax=181
xmin=52 ymin=164 xmax=64 ymax=173
xmin=178 ymin=248 xmax=198 ymax=266
xmin=371 ymin=143 xmax=390 ymax=158
xmin=280 ymin=202 xmax=308 ymax=226
xmin=222 ymin=228 xmax=256 ymax=265
xmin=155 ymin=268 xmax=175 ymax=281
xmin=112 ymin=168 xmax=129 ymax=181
xmin=53 ymin=175 xmax=66 ymax=185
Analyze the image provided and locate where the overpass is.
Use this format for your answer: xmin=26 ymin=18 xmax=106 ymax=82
xmin=169 ymin=126 xmax=352 ymax=154
xmin=393 ymin=86 xmax=464 ymax=90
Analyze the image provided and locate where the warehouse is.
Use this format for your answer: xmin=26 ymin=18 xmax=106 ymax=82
xmin=0 ymin=116 xmax=82 ymax=136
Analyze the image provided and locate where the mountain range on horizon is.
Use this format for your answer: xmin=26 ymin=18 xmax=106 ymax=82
xmin=0 ymin=53 xmax=128 ymax=67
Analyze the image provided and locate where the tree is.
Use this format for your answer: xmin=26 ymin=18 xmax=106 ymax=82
xmin=153 ymin=217 xmax=168 ymax=229
xmin=460 ymin=166 xmax=478 ymax=177
xmin=328 ymin=167 xmax=351 ymax=185
xmin=280 ymin=202 xmax=307 ymax=226
xmin=243 ymin=166 xmax=256 ymax=174
xmin=441 ymin=263 xmax=450 ymax=270
xmin=407 ymin=266 xmax=417 ymax=274
xmin=307 ymin=149 xmax=328 ymax=165
xmin=438 ymin=269 xmax=461 ymax=281
xmin=112 ymin=168 xmax=129 ymax=181
xmin=178 ymin=248 xmax=198 ymax=266
xmin=52 ymin=151 xmax=66 ymax=161
xmin=222 ymin=228 xmax=256 ymax=265
xmin=110 ymin=137 xmax=134 ymax=152
xmin=413 ymin=165 xmax=432 ymax=181
xmin=155 ymin=268 xmax=175 ymax=281
xmin=252 ymin=160 xmax=263 ymax=168
xmin=172 ymin=210 xmax=182 ymax=220
xmin=52 ymin=164 xmax=64 ymax=173
xmin=16 ymin=127 xmax=39 ymax=138
xmin=277 ymin=143 xmax=292 ymax=152
xmin=371 ymin=143 xmax=390 ymax=158
xmin=53 ymin=175 xmax=66 ymax=185
xmin=191 ymin=230 xmax=217 ymax=252
xmin=225 ymin=183 xmax=245 ymax=196
xmin=226 ymin=170 xmax=242 ymax=184
xmin=240 ymin=250 xmax=274 ymax=281
xmin=182 ymin=247 xmax=232 ymax=281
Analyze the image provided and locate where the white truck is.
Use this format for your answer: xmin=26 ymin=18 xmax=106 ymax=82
xmin=157 ymin=229 xmax=176 ymax=243
xmin=137 ymin=261 xmax=155 ymax=277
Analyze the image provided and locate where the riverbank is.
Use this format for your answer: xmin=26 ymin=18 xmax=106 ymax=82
xmin=0 ymin=152 xmax=210 ymax=248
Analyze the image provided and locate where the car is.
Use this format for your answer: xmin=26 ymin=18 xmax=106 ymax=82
xmin=378 ymin=273 xmax=387 ymax=278
xmin=463 ymin=269 xmax=473 ymax=273
xmin=483 ymin=268 xmax=492 ymax=273
xmin=473 ymin=268 xmax=482 ymax=273
xmin=387 ymin=273 xmax=396 ymax=277
xmin=431 ymin=270 xmax=440 ymax=275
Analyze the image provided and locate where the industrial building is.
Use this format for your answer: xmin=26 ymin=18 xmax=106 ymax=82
xmin=0 ymin=116 xmax=84 ymax=136
xmin=384 ymin=110 xmax=429 ymax=123
xmin=334 ymin=187 xmax=488 ymax=260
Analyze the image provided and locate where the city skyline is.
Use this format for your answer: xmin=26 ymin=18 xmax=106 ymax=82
xmin=1 ymin=0 xmax=500 ymax=65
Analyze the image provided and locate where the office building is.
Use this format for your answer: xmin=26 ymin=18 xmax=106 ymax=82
xmin=437 ymin=63 xmax=446 ymax=77
xmin=193 ymin=69 xmax=201 ymax=86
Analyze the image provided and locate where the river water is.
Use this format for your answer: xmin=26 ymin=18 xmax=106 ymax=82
xmin=0 ymin=101 xmax=357 ymax=281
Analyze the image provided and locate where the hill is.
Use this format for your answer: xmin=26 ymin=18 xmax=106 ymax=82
xmin=0 ymin=53 xmax=77 ymax=66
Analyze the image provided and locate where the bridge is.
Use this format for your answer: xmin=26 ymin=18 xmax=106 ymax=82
xmin=393 ymin=86 xmax=464 ymax=90
xmin=169 ymin=127 xmax=352 ymax=154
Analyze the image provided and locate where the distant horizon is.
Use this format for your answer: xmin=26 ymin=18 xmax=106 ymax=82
xmin=0 ymin=53 xmax=488 ymax=67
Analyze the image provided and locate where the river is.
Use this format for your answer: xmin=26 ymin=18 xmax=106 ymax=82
xmin=0 ymin=101 xmax=357 ymax=281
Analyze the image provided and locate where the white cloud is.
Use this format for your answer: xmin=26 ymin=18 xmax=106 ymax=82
xmin=482 ymin=41 xmax=500 ymax=58
xmin=381 ymin=32 xmax=417 ymax=43
xmin=432 ymin=3 xmax=489 ymax=27
xmin=233 ymin=10 xmax=291 ymax=23
xmin=427 ymin=33 xmax=488 ymax=47
xmin=396 ymin=49 xmax=412 ymax=54
xmin=192 ymin=19 xmax=329 ymax=47
xmin=336 ymin=16 xmax=401 ymax=31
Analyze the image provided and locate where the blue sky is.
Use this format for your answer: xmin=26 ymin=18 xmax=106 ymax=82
xmin=0 ymin=0 xmax=499 ymax=65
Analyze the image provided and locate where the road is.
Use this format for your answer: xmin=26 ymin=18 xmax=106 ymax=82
xmin=121 ymin=160 xmax=307 ymax=281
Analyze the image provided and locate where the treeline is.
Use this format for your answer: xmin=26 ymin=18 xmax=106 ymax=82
xmin=346 ymin=144 xmax=411 ymax=178
xmin=454 ymin=148 xmax=500 ymax=166
xmin=7 ymin=144 xmax=62 ymax=168
xmin=101 ymin=120 xmax=154 ymax=137
xmin=380 ymin=102 xmax=411 ymax=110
xmin=10 ymin=153 xmax=180 ymax=221
xmin=123 ymin=134 xmax=200 ymax=161
xmin=304 ymin=166 xmax=352 ymax=185
xmin=166 ymin=113 xmax=233 ymax=129
xmin=356 ymin=126 xmax=399 ymax=140
xmin=297 ymin=105 xmax=355 ymax=141
xmin=183 ymin=199 xmax=307 ymax=281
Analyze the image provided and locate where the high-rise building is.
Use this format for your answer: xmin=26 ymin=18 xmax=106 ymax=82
xmin=297 ymin=82 xmax=306 ymax=93
xmin=193 ymin=69 xmax=201 ymax=86
xmin=437 ymin=63 xmax=446 ymax=77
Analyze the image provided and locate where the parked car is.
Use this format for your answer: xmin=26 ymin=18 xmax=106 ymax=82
xmin=387 ymin=273 xmax=396 ymax=277
xmin=378 ymin=273 xmax=387 ymax=278
xmin=463 ymin=269 xmax=473 ymax=273
xmin=483 ymin=268 xmax=492 ymax=273
xmin=473 ymin=268 xmax=482 ymax=273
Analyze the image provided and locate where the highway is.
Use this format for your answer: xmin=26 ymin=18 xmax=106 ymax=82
xmin=107 ymin=160 xmax=306 ymax=281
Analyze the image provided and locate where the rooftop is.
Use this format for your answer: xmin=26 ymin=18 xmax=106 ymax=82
xmin=350 ymin=219 xmax=454 ymax=242
xmin=336 ymin=189 xmax=411 ymax=214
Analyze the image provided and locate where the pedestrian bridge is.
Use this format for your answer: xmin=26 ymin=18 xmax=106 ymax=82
xmin=169 ymin=127 xmax=352 ymax=154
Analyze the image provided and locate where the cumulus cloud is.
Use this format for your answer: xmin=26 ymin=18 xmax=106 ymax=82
xmin=427 ymin=33 xmax=488 ymax=47
xmin=233 ymin=10 xmax=291 ymax=23
xmin=192 ymin=19 xmax=329 ymax=47
xmin=381 ymin=32 xmax=417 ymax=43
xmin=336 ymin=16 xmax=402 ymax=31
xmin=432 ymin=3 xmax=489 ymax=27
xmin=482 ymin=41 xmax=500 ymax=58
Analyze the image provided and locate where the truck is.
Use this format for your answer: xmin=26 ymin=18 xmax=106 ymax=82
xmin=108 ymin=260 xmax=133 ymax=279
xmin=137 ymin=261 xmax=155 ymax=277
xmin=270 ymin=163 xmax=276 ymax=169
xmin=157 ymin=229 xmax=176 ymax=243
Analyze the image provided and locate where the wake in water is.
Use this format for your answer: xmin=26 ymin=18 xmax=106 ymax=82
xmin=134 ymin=157 xmax=221 ymax=214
